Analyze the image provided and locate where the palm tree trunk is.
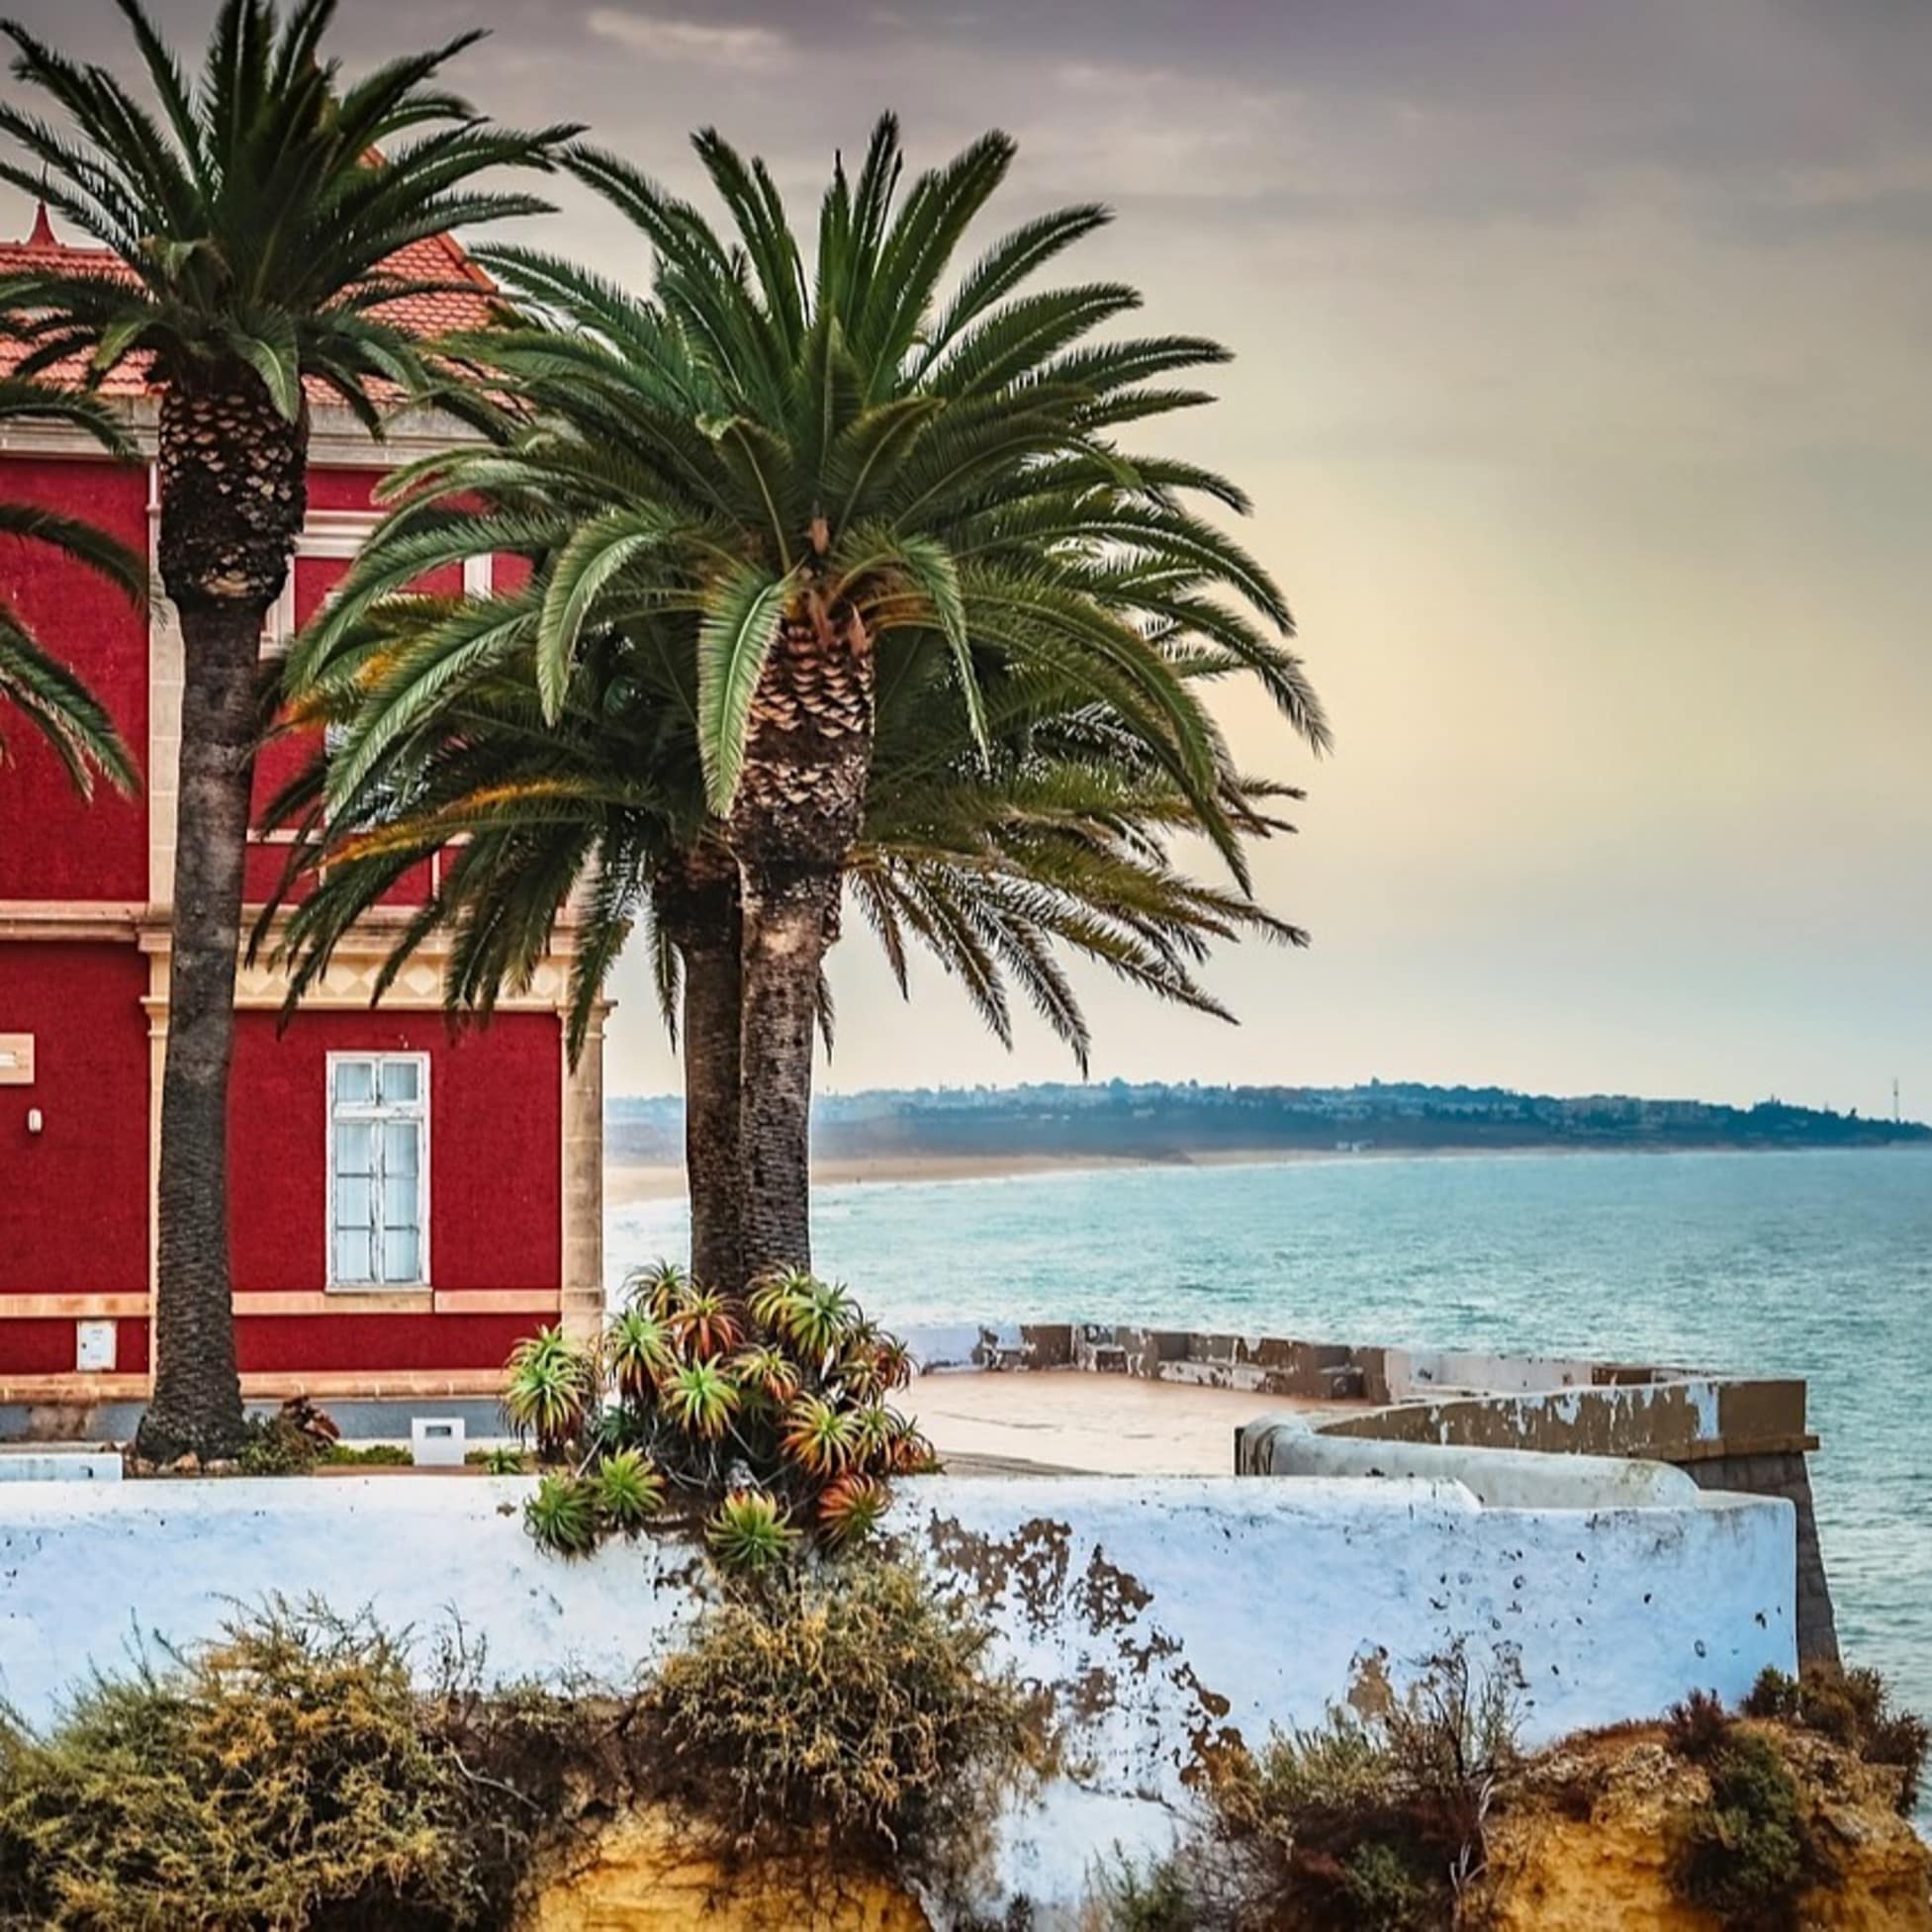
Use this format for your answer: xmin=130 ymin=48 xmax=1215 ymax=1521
xmin=727 ymin=601 xmax=874 ymax=1281
xmin=137 ymin=366 xmax=307 ymax=1463
xmin=736 ymin=863 xmax=839 ymax=1276
xmin=657 ymin=849 xmax=743 ymax=1290
xmin=683 ymin=940 xmax=743 ymax=1290
xmin=141 ymin=600 xmax=260 ymax=1459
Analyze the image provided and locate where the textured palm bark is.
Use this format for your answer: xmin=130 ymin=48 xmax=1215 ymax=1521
xmin=655 ymin=850 xmax=744 ymax=1291
xmin=137 ymin=366 xmax=307 ymax=1463
xmin=728 ymin=603 xmax=874 ymax=1281
xmin=736 ymin=865 xmax=841 ymax=1276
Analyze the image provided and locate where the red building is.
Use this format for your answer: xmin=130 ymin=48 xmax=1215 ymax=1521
xmin=0 ymin=210 xmax=604 ymax=1433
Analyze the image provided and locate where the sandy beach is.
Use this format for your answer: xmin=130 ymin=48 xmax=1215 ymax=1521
xmin=598 ymin=1141 xmax=1650 ymax=1206
xmin=603 ymin=1145 xmax=1343 ymax=1206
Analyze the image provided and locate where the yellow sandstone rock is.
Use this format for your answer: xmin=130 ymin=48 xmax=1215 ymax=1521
xmin=516 ymin=1804 xmax=933 ymax=1932
xmin=1480 ymin=1726 xmax=1932 ymax=1932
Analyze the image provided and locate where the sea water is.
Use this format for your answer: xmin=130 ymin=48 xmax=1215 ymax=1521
xmin=610 ymin=1146 xmax=1932 ymax=1746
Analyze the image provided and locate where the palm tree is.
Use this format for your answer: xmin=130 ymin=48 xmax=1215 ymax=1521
xmin=0 ymin=379 xmax=142 ymax=793
xmin=292 ymin=114 xmax=1327 ymax=1278
xmin=0 ymin=0 xmax=573 ymax=1458
xmin=261 ymin=604 xmax=1305 ymax=1291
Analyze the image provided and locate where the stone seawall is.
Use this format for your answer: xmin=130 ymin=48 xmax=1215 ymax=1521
xmin=908 ymin=1322 xmax=1839 ymax=1666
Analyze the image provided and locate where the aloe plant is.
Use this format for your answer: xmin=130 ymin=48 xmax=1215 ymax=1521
xmin=506 ymin=1269 xmax=931 ymax=1568
xmin=848 ymin=1402 xmax=899 ymax=1466
xmin=817 ymin=1474 xmax=891 ymax=1550
xmin=502 ymin=1326 xmax=597 ymax=1459
xmin=706 ymin=1490 xmax=800 ymax=1574
xmin=748 ymin=1266 xmax=815 ymax=1333
xmin=605 ymin=1306 xmax=676 ymax=1403
xmin=524 ymin=1472 xmax=599 ymax=1557
xmin=729 ymin=1343 xmax=802 ymax=1409
xmin=624 ymin=1259 xmax=690 ymax=1321
xmin=871 ymin=1338 xmax=914 ymax=1395
xmin=764 ymin=1274 xmax=857 ymax=1362
xmin=593 ymin=1449 xmax=667 ymax=1534
xmin=661 ymin=1359 xmax=741 ymax=1440
xmin=781 ymin=1393 xmax=858 ymax=1479
xmin=669 ymin=1284 xmax=743 ymax=1361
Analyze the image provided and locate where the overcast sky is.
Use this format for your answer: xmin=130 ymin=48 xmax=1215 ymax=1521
xmin=9 ymin=0 xmax=1930 ymax=1112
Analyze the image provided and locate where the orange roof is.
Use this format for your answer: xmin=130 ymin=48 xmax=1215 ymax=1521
xmin=0 ymin=206 xmax=501 ymax=399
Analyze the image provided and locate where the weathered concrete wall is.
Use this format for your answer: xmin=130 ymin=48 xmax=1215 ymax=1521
xmin=1379 ymin=1346 xmax=1674 ymax=1399
xmin=0 ymin=1472 xmax=1794 ymax=1917
xmin=903 ymin=1325 xmax=1790 ymax=1426
xmin=1687 ymin=1450 xmax=1839 ymax=1664
xmin=904 ymin=1322 xmax=1381 ymax=1399
xmin=1299 ymin=1380 xmax=1836 ymax=1664
xmin=1314 ymin=1376 xmax=1811 ymax=1462
xmin=1237 ymin=1420 xmax=1700 ymax=1508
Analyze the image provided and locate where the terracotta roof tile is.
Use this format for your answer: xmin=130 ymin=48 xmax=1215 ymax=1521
xmin=0 ymin=209 xmax=501 ymax=399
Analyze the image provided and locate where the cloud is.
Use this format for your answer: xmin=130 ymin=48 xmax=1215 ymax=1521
xmin=585 ymin=8 xmax=788 ymax=67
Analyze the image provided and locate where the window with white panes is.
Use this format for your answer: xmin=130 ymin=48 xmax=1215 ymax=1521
xmin=327 ymin=1055 xmax=428 ymax=1287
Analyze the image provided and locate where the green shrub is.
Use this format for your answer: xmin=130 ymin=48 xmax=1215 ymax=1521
xmin=1200 ymin=1642 xmax=1522 ymax=1931
xmin=232 ymin=1395 xmax=346 ymax=1475
xmin=1798 ymin=1663 xmax=1885 ymax=1748
xmin=324 ymin=1441 xmax=414 ymax=1466
xmin=1665 ymin=1687 xmax=1734 ymax=1762
xmin=237 ymin=1412 xmax=319 ymax=1474
xmin=649 ymin=1557 xmax=1039 ymax=1890
xmin=466 ymin=1445 xmax=528 ymax=1475
xmin=1342 ymin=1837 xmax=1435 ymax=1932
xmin=1224 ymin=1704 xmax=1395 ymax=1837
xmin=1863 ymin=1707 xmax=1930 ymax=1813
xmin=1745 ymin=1661 xmax=1928 ymax=1814
xmin=0 ymin=1601 xmax=538 ymax=1931
xmin=1086 ymin=1850 xmax=1201 ymax=1931
xmin=1743 ymin=1666 xmax=1801 ymax=1722
xmin=1673 ymin=1731 xmax=1810 ymax=1930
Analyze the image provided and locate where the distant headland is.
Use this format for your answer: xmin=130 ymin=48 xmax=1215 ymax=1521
xmin=606 ymin=1079 xmax=1930 ymax=1193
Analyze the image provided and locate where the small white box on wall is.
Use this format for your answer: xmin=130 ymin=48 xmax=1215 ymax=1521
xmin=411 ymin=1416 xmax=466 ymax=1467
xmin=75 ymin=1321 xmax=117 ymax=1373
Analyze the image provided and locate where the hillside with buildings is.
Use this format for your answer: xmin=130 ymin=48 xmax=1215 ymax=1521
xmin=607 ymin=1079 xmax=1930 ymax=1166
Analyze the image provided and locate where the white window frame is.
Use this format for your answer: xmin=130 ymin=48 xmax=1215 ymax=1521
xmin=259 ymin=511 xmax=383 ymax=660
xmin=325 ymin=1052 xmax=431 ymax=1290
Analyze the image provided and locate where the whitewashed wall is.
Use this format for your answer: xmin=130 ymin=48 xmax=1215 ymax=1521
xmin=0 ymin=1473 xmax=1794 ymax=1917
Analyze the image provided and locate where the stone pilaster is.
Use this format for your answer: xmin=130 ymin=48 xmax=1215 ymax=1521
xmin=560 ymin=1006 xmax=607 ymax=1343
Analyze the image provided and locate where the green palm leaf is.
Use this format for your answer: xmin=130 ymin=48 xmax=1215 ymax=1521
xmin=695 ymin=562 xmax=793 ymax=814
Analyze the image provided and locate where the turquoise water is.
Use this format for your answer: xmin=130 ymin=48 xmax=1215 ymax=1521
xmin=610 ymin=1146 xmax=1932 ymax=1733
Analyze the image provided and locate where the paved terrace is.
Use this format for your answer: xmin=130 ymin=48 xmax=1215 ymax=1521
xmin=908 ymin=1368 xmax=1350 ymax=1475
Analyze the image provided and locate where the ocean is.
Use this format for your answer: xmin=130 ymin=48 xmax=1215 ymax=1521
xmin=609 ymin=1145 xmax=1932 ymax=1747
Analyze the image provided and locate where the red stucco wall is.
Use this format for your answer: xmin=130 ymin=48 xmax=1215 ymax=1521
xmin=235 ymin=1312 xmax=535 ymax=1374
xmin=230 ymin=1007 xmax=561 ymax=1295
xmin=0 ymin=942 xmax=148 ymax=1296
xmin=306 ymin=469 xmax=387 ymax=514
xmin=0 ymin=459 xmax=148 ymax=900
xmin=249 ymin=540 xmax=462 ymax=910
xmin=3 ymin=455 xmax=571 ymax=1396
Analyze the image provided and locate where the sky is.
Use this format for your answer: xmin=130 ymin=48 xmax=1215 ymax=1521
xmin=8 ymin=0 xmax=1930 ymax=1115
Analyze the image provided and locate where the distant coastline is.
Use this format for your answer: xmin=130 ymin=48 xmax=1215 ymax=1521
xmin=604 ymin=1135 xmax=1928 ymax=1206
xmin=605 ymin=1078 xmax=1929 ymax=1196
